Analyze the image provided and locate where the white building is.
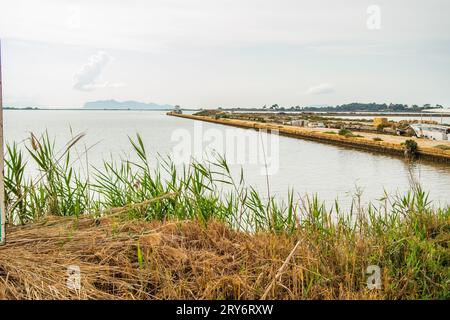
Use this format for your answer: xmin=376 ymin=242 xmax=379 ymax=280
xmin=307 ymin=121 xmax=325 ymax=128
xmin=410 ymin=124 xmax=450 ymax=141
xmin=172 ymin=105 xmax=182 ymax=114
xmin=288 ymin=119 xmax=309 ymax=127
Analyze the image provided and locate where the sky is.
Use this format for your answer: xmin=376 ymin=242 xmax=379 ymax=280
xmin=0 ymin=0 xmax=449 ymax=109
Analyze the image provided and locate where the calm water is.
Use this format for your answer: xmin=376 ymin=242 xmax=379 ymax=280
xmin=5 ymin=110 xmax=450 ymax=209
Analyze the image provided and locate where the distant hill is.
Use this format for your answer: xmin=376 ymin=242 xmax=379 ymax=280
xmin=83 ymin=100 xmax=173 ymax=110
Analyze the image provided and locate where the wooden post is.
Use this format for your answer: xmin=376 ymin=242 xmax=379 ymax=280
xmin=0 ymin=39 xmax=5 ymax=245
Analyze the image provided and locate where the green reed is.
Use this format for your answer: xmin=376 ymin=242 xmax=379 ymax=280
xmin=3 ymin=132 xmax=448 ymax=231
xmin=3 ymin=131 xmax=449 ymax=299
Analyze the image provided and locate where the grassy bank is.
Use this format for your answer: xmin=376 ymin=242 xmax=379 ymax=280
xmin=1 ymin=132 xmax=449 ymax=299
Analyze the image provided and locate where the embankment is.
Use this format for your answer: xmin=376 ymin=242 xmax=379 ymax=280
xmin=169 ymin=113 xmax=450 ymax=163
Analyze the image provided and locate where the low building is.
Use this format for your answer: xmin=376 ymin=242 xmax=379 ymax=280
xmin=307 ymin=121 xmax=325 ymax=128
xmin=172 ymin=105 xmax=182 ymax=114
xmin=288 ymin=119 xmax=309 ymax=127
xmin=410 ymin=124 xmax=450 ymax=141
xmin=316 ymin=122 xmax=326 ymax=128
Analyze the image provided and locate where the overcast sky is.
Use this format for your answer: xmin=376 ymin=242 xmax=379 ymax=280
xmin=0 ymin=0 xmax=449 ymax=108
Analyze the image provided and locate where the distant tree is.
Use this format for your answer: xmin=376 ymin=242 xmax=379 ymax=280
xmin=301 ymin=102 xmax=425 ymax=113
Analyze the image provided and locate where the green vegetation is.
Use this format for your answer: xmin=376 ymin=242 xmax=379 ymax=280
xmin=3 ymin=132 xmax=449 ymax=299
xmin=302 ymin=102 xmax=442 ymax=113
xmin=403 ymin=139 xmax=419 ymax=157
xmin=338 ymin=128 xmax=352 ymax=136
xmin=214 ymin=113 xmax=231 ymax=120
xmin=220 ymin=102 xmax=444 ymax=113
xmin=4 ymin=107 xmax=40 ymax=110
xmin=337 ymin=128 xmax=363 ymax=138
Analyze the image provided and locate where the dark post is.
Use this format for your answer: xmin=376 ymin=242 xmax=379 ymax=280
xmin=0 ymin=39 xmax=5 ymax=245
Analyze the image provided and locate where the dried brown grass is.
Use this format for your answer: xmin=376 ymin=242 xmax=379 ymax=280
xmin=0 ymin=215 xmax=386 ymax=300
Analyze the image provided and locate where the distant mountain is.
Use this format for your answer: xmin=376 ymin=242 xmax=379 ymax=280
xmin=83 ymin=100 xmax=173 ymax=110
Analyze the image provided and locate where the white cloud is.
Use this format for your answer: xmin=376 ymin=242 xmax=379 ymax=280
xmin=305 ymin=83 xmax=334 ymax=95
xmin=1 ymin=1 xmax=449 ymax=52
xmin=73 ymin=51 xmax=117 ymax=91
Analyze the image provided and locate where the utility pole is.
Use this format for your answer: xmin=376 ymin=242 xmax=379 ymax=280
xmin=0 ymin=39 xmax=5 ymax=245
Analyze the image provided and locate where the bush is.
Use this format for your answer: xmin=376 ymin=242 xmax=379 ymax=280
xmin=404 ymin=139 xmax=418 ymax=156
xmin=338 ymin=128 xmax=363 ymax=138
xmin=338 ymin=128 xmax=352 ymax=136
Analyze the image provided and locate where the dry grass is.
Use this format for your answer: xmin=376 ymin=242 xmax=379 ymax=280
xmin=0 ymin=214 xmax=400 ymax=300
xmin=435 ymin=144 xmax=450 ymax=151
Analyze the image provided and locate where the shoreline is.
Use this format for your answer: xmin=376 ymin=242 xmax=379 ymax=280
xmin=168 ymin=113 xmax=450 ymax=163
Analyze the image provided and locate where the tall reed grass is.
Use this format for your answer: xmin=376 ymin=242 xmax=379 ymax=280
xmin=3 ymin=132 xmax=449 ymax=298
